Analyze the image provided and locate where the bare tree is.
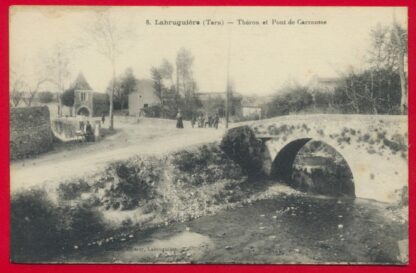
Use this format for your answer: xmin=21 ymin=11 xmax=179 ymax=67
xmin=391 ymin=22 xmax=408 ymax=114
xmin=10 ymin=71 xmax=26 ymax=107
xmin=369 ymin=22 xmax=408 ymax=114
xmin=159 ymin=59 xmax=174 ymax=87
xmin=43 ymin=43 xmax=71 ymax=116
xmin=176 ymin=48 xmax=195 ymax=95
xmin=86 ymin=11 xmax=133 ymax=130
xmin=22 ymin=78 xmax=49 ymax=106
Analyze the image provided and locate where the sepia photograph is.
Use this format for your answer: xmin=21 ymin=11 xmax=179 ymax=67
xmin=9 ymin=6 xmax=408 ymax=264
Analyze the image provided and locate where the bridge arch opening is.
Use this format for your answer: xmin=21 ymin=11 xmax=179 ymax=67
xmin=271 ymin=138 xmax=355 ymax=197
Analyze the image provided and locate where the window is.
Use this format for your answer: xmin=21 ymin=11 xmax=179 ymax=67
xmin=80 ymin=92 xmax=87 ymax=102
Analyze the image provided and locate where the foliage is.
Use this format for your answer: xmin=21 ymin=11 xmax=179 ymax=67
xmin=106 ymin=68 xmax=138 ymax=110
xmin=38 ymin=91 xmax=55 ymax=104
xmin=97 ymin=158 xmax=162 ymax=210
xmin=220 ymin=126 xmax=266 ymax=177
xmin=170 ymin=144 xmax=244 ymax=186
xmin=333 ymin=68 xmax=401 ymax=114
xmin=143 ymin=105 xmax=162 ymax=117
xmin=266 ymin=85 xmax=313 ymax=117
xmin=151 ymin=66 xmax=165 ymax=103
xmin=61 ymin=87 xmax=75 ymax=107
xmin=201 ymin=95 xmax=226 ymax=117
xmin=11 ymin=188 xmax=105 ymax=262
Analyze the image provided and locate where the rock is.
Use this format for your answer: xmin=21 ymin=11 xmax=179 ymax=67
xmin=260 ymin=214 xmax=265 ymax=217
xmin=225 ymin=245 xmax=233 ymax=250
xmin=129 ymin=234 xmax=134 ymax=238
xmin=272 ymin=215 xmax=277 ymax=219
xmin=186 ymin=227 xmax=191 ymax=231
xmin=294 ymin=249 xmax=300 ymax=253
xmin=338 ymin=224 xmax=344 ymax=229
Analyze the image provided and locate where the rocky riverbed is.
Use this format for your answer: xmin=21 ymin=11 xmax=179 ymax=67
xmin=58 ymin=191 xmax=408 ymax=264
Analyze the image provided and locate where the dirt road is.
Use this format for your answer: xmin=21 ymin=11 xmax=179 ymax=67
xmin=10 ymin=118 xmax=225 ymax=192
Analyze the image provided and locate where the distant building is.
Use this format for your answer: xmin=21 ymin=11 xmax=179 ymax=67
xmin=241 ymin=106 xmax=262 ymax=118
xmin=294 ymin=155 xmax=335 ymax=173
xmin=240 ymin=96 xmax=266 ymax=118
xmin=69 ymin=73 xmax=109 ymax=117
xmin=307 ymin=76 xmax=341 ymax=93
xmin=128 ymin=79 xmax=160 ymax=116
xmin=73 ymin=90 xmax=109 ymax=117
xmin=197 ymin=92 xmax=243 ymax=116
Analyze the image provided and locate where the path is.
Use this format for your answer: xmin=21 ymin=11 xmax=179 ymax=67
xmin=10 ymin=118 xmax=225 ymax=192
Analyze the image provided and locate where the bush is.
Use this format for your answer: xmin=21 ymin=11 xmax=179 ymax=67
xmin=220 ymin=126 xmax=266 ymax=177
xmin=10 ymin=188 xmax=105 ymax=262
xmin=143 ymin=105 xmax=162 ymax=118
xmin=170 ymin=144 xmax=244 ymax=186
xmin=57 ymin=179 xmax=90 ymax=200
xmin=38 ymin=91 xmax=55 ymax=104
xmin=97 ymin=158 xmax=162 ymax=210
xmin=11 ymin=189 xmax=62 ymax=262
xmin=61 ymin=88 xmax=75 ymax=107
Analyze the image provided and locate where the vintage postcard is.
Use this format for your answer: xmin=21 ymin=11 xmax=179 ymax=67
xmin=9 ymin=6 xmax=408 ymax=264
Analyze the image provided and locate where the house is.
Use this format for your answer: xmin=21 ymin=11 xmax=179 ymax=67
xmin=240 ymin=96 xmax=266 ymax=119
xmin=128 ymin=79 xmax=160 ymax=116
xmin=307 ymin=76 xmax=341 ymax=93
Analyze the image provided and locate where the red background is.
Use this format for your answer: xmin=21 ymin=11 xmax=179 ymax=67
xmin=0 ymin=0 xmax=414 ymax=272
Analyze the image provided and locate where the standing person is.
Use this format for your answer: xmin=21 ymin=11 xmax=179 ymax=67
xmin=85 ymin=121 xmax=95 ymax=142
xmin=208 ymin=115 xmax=213 ymax=128
xmin=101 ymin=112 xmax=106 ymax=125
xmin=191 ymin=114 xmax=196 ymax=128
xmin=200 ymin=114 xmax=205 ymax=128
xmin=214 ymin=114 xmax=219 ymax=129
xmin=176 ymin=110 xmax=184 ymax=129
xmin=204 ymin=113 xmax=209 ymax=128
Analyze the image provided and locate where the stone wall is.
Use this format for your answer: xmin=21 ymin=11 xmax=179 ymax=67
xmin=10 ymin=106 xmax=53 ymax=159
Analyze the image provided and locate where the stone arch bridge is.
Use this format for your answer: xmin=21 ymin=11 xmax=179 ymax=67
xmin=231 ymin=115 xmax=408 ymax=203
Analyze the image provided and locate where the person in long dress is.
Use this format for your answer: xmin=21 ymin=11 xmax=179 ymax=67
xmin=176 ymin=110 xmax=184 ymax=129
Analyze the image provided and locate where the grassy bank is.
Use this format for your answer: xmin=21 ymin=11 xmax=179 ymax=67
xmin=11 ymin=143 xmax=260 ymax=262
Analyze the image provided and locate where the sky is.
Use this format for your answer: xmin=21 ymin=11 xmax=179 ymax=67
xmin=10 ymin=6 xmax=407 ymax=96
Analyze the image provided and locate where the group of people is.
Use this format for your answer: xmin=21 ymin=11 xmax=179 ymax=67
xmin=79 ymin=120 xmax=95 ymax=142
xmin=175 ymin=111 xmax=220 ymax=129
xmin=191 ymin=113 xmax=220 ymax=129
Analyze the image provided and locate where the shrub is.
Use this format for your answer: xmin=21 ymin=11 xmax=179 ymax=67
xmin=170 ymin=144 xmax=244 ymax=186
xmin=143 ymin=105 xmax=162 ymax=118
xmin=61 ymin=88 xmax=75 ymax=107
xmin=11 ymin=189 xmax=62 ymax=262
xmin=57 ymin=179 xmax=90 ymax=200
xmin=97 ymin=158 xmax=162 ymax=210
xmin=10 ymin=189 xmax=105 ymax=262
xmin=38 ymin=91 xmax=55 ymax=104
xmin=220 ymin=126 xmax=266 ymax=177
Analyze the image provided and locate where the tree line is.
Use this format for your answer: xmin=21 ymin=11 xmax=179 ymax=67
xmin=265 ymin=23 xmax=407 ymax=117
